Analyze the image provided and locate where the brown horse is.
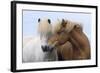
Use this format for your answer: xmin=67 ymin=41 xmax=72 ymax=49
xmin=48 ymin=19 xmax=91 ymax=60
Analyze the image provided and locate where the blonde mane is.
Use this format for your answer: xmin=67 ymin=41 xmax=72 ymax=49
xmin=53 ymin=19 xmax=83 ymax=33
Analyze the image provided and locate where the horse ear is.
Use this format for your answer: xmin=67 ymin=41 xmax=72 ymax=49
xmin=61 ymin=19 xmax=66 ymax=27
xmin=38 ymin=18 xmax=40 ymax=22
xmin=48 ymin=19 xmax=51 ymax=24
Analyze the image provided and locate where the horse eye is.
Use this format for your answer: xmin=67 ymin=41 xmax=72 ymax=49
xmin=57 ymin=31 xmax=61 ymax=34
xmin=62 ymin=31 xmax=65 ymax=34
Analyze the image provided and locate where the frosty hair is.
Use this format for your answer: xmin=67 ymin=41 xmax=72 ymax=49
xmin=53 ymin=19 xmax=83 ymax=33
xmin=38 ymin=18 xmax=52 ymax=36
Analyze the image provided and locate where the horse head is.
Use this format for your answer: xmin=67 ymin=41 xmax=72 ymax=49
xmin=38 ymin=18 xmax=55 ymax=52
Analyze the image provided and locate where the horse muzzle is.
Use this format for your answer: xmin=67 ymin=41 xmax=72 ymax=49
xmin=41 ymin=45 xmax=54 ymax=52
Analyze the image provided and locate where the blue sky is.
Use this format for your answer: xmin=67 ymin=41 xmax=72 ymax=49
xmin=22 ymin=10 xmax=91 ymax=41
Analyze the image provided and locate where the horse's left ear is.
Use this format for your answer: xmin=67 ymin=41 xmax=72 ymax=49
xmin=61 ymin=19 xmax=67 ymax=27
xmin=48 ymin=19 xmax=51 ymax=24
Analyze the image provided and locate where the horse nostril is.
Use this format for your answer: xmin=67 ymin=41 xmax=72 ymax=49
xmin=41 ymin=45 xmax=44 ymax=49
xmin=41 ymin=45 xmax=48 ymax=52
xmin=41 ymin=45 xmax=54 ymax=52
xmin=45 ymin=46 xmax=48 ymax=50
xmin=41 ymin=46 xmax=45 ymax=51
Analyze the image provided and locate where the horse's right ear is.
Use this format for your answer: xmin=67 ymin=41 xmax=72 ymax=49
xmin=48 ymin=19 xmax=51 ymax=24
xmin=38 ymin=18 xmax=40 ymax=22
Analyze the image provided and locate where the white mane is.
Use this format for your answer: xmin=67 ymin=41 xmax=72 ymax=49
xmin=23 ymin=18 xmax=58 ymax=62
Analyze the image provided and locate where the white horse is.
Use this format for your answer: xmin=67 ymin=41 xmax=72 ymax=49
xmin=23 ymin=18 xmax=58 ymax=62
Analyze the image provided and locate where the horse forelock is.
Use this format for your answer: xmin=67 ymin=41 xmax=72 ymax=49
xmin=53 ymin=19 xmax=83 ymax=34
xmin=38 ymin=19 xmax=52 ymax=36
xmin=62 ymin=20 xmax=83 ymax=33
